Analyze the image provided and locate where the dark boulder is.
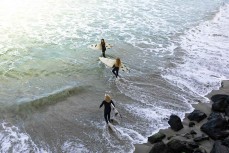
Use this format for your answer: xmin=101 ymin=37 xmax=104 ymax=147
xmin=194 ymin=150 xmax=203 ymax=153
xmin=189 ymin=122 xmax=195 ymax=127
xmin=148 ymin=132 xmax=166 ymax=144
xmin=194 ymin=148 xmax=207 ymax=153
xmin=187 ymin=142 xmax=199 ymax=149
xmin=208 ymin=112 xmax=222 ymax=120
xmin=193 ymin=135 xmax=209 ymax=142
xmin=211 ymin=94 xmax=229 ymax=103
xmin=149 ymin=142 xmax=173 ymax=153
xmin=208 ymin=130 xmax=229 ymax=140
xmin=204 ymin=114 xmax=227 ymax=129
xmin=222 ymin=139 xmax=229 ymax=147
xmin=225 ymin=106 xmax=229 ymax=117
xmin=187 ymin=110 xmax=207 ymax=122
xmin=212 ymin=99 xmax=228 ymax=112
xmin=167 ymin=135 xmax=174 ymax=140
xmin=168 ymin=115 xmax=183 ymax=131
xmin=210 ymin=141 xmax=229 ymax=153
xmin=190 ymin=130 xmax=197 ymax=135
xmin=201 ymin=116 xmax=229 ymax=140
xmin=167 ymin=139 xmax=194 ymax=153
xmin=183 ymin=133 xmax=192 ymax=139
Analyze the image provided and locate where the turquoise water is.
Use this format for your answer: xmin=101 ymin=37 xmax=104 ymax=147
xmin=0 ymin=0 xmax=228 ymax=152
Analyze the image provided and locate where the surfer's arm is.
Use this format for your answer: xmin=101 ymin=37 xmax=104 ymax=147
xmin=99 ymin=101 xmax=104 ymax=108
xmin=111 ymin=100 xmax=115 ymax=107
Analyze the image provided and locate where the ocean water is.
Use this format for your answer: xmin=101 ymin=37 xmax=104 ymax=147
xmin=0 ymin=0 xmax=228 ymax=152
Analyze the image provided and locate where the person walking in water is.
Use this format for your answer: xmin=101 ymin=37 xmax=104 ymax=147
xmin=101 ymin=39 xmax=106 ymax=58
xmin=112 ymin=58 xmax=121 ymax=78
xmin=99 ymin=94 xmax=115 ymax=124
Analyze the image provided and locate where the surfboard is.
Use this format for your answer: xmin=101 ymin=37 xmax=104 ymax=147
xmin=88 ymin=43 xmax=113 ymax=51
xmin=111 ymin=103 xmax=122 ymax=118
xmin=110 ymin=118 xmax=119 ymax=125
xmin=108 ymin=122 xmax=115 ymax=131
xmin=99 ymin=57 xmax=130 ymax=72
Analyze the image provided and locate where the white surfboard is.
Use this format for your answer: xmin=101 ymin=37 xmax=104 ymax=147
xmin=108 ymin=122 xmax=115 ymax=131
xmin=88 ymin=43 xmax=113 ymax=51
xmin=110 ymin=118 xmax=119 ymax=125
xmin=99 ymin=57 xmax=130 ymax=72
xmin=111 ymin=103 xmax=122 ymax=118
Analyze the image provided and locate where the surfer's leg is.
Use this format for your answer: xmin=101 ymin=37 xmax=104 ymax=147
xmin=114 ymin=68 xmax=119 ymax=78
xmin=112 ymin=68 xmax=116 ymax=77
xmin=116 ymin=69 xmax=119 ymax=78
xmin=108 ymin=112 xmax=111 ymax=123
xmin=102 ymin=51 xmax=106 ymax=58
xmin=104 ymin=112 xmax=108 ymax=124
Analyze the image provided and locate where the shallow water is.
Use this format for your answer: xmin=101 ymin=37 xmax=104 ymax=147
xmin=0 ymin=0 xmax=229 ymax=152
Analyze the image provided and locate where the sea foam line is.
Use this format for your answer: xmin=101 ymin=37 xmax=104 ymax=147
xmin=163 ymin=3 xmax=229 ymax=97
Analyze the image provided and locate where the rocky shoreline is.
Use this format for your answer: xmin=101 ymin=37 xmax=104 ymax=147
xmin=134 ymin=80 xmax=229 ymax=153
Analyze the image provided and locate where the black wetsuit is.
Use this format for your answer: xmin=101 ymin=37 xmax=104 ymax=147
xmin=101 ymin=42 xmax=106 ymax=57
xmin=112 ymin=65 xmax=119 ymax=78
xmin=100 ymin=100 xmax=115 ymax=124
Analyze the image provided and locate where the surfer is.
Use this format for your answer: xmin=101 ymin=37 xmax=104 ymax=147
xmin=101 ymin=39 xmax=106 ymax=58
xmin=99 ymin=94 xmax=115 ymax=124
xmin=112 ymin=58 xmax=121 ymax=78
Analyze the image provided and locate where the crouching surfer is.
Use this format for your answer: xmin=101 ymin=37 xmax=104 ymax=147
xmin=99 ymin=94 xmax=115 ymax=124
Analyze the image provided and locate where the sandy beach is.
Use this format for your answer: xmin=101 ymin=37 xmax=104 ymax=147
xmin=134 ymin=80 xmax=229 ymax=153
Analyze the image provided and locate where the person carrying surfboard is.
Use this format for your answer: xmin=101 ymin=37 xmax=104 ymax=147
xmin=101 ymin=39 xmax=106 ymax=57
xmin=99 ymin=94 xmax=115 ymax=124
xmin=112 ymin=58 xmax=121 ymax=78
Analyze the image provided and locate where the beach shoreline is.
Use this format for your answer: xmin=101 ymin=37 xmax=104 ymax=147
xmin=134 ymin=80 xmax=229 ymax=153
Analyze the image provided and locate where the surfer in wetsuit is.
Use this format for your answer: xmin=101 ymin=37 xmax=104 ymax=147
xmin=101 ymin=39 xmax=106 ymax=58
xmin=112 ymin=58 xmax=121 ymax=78
xmin=99 ymin=94 xmax=115 ymax=124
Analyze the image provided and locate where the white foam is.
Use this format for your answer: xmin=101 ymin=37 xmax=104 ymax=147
xmin=0 ymin=1 xmax=228 ymax=153
xmin=0 ymin=122 xmax=49 ymax=153
xmin=126 ymin=104 xmax=183 ymax=122
xmin=61 ymin=140 xmax=89 ymax=153
xmin=163 ymin=4 xmax=229 ymax=96
xmin=115 ymin=126 xmax=146 ymax=144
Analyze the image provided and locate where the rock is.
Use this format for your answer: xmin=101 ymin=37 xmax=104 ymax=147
xmin=189 ymin=122 xmax=195 ymax=127
xmin=149 ymin=142 xmax=171 ymax=153
xmin=212 ymin=99 xmax=228 ymax=112
xmin=222 ymin=138 xmax=229 ymax=147
xmin=187 ymin=110 xmax=207 ymax=122
xmin=201 ymin=116 xmax=229 ymax=140
xmin=168 ymin=115 xmax=183 ymax=131
xmin=210 ymin=141 xmax=229 ymax=153
xmin=167 ymin=135 xmax=173 ymax=140
xmin=187 ymin=142 xmax=199 ymax=149
xmin=208 ymin=112 xmax=222 ymax=120
xmin=183 ymin=133 xmax=192 ymax=139
xmin=211 ymin=94 xmax=229 ymax=103
xmin=194 ymin=148 xmax=207 ymax=153
xmin=193 ymin=135 xmax=209 ymax=142
xmin=194 ymin=150 xmax=203 ymax=153
xmin=211 ymin=94 xmax=229 ymax=102
xmin=148 ymin=132 xmax=166 ymax=144
xmin=210 ymin=130 xmax=229 ymax=140
xmin=190 ymin=130 xmax=197 ymax=135
xmin=211 ymin=94 xmax=229 ymax=112
xmin=225 ymin=106 xmax=229 ymax=117
xmin=167 ymin=139 xmax=193 ymax=153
